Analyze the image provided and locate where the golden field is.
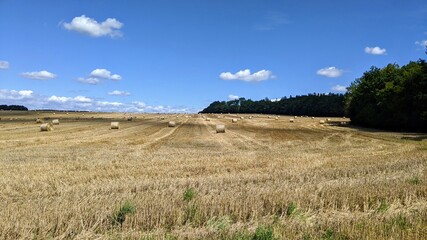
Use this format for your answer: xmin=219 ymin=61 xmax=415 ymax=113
xmin=0 ymin=111 xmax=426 ymax=239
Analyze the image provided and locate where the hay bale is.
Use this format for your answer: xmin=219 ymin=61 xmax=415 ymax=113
xmin=216 ymin=124 xmax=225 ymax=133
xmin=249 ymin=116 xmax=253 ymax=119
xmin=206 ymin=118 xmax=211 ymax=121
xmin=294 ymin=116 xmax=298 ymax=119
xmin=40 ymin=123 xmax=53 ymax=131
xmin=275 ymin=117 xmax=279 ymax=120
xmin=232 ymin=118 xmax=237 ymax=123
xmin=52 ymin=119 xmax=60 ymax=125
xmin=168 ymin=121 xmax=176 ymax=127
xmin=268 ymin=116 xmax=271 ymax=119
xmin=319 ymin=120 xmax=325 ymax=124
xmin=289 ymin=118 xmax=294 ymax=123
xmin=127 ymin=116 xmax=133 ymax=121
xmin=217 ymin=116 xmax=221 ymax=119
xmin=326 ymin=118 xmax=331 ymax=122
xmin=311 ymin=117 xmax=315 ymax=119
xmin=111 ymin=122 xmax=120 ymax=129
xmin=160 ymin=116 xmax=165 ymax=120
xmin=36 ymin=118 xmax=43 ymax=124
xmin=240 ymin=117 xmax=244 ymax=120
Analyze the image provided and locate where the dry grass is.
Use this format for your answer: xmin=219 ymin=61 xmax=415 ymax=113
xmin=0 ymin=111 xmax=426 ymax=239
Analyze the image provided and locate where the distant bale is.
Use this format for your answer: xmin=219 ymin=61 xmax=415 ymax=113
xmin=216 ymin=124 xmax=225 ymax=133
xmin=275 ymin=117 xmax=279 ymax=120
xmin=319 ymin=120 xmax=325 ymax=124
xmin=289 ymin=118 xmax=294 ymax=123
xmin=240 ymin=117 xmax=244 ymax=120
xmin=40 ymin=123 xmax=53 ymax=131
xmin=311 ymin=117 xmax=315 ymax=119
xmin=326 ymin=118 xmax=331 ymax=122
xmin=127 ymin=116 xmax=133 ymax=121
xmin=206 ymin=118 xmax=211 ymax=121
xmin=268 ymin=116 xmax=271 ymax=119
xmin=36 ymin=118 xmax=43 ymax=124
xmin=232 ymin=118 xmax=237 ymax=123
xmin=249 ymin=116 xmax=253 ymax=119
xmin=168 ymin=121 xmax=176 ymax=127
xmin=294 ymin=116 xmax=298 ymax=119
xmin=52 ymin=119 xmax=60 ymax=125
xmin=160 ymin=117 xmax=165 ymax=120
xmin=111 ymin=122 xmax=120 ymax=129
xmin=217 ymin=116 xmax=221 ymax=119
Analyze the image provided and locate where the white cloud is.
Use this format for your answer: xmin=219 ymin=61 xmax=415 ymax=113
xmin=108 ymin=90 xmax=130 ymax=96
xmin=78 ymin=77 xmax=100 ymax=85
xmin=415 ymin=40 xmax=427 ymax=47
xmin=0 ymin=60 xmax=9 ymax=69
xmin=364 ymin=46 xmax=387 ymax=55
xmin=74 ymin=96 xmax=92 ymax=103
xmin=316 ymin=67 xmax=343 ymax=78
xmin=90 ymin=68 xmax=121 ymax=80
xmin=220 ymin=69 xmax=273 ymax=82
xmin=21 ymin=70 xmax=56 ymax=80
xmin=228 ymin=94 xmax=239 ymax=100
xmin=48 ymin=95 xmax=71 ymax=103
xmin=0 ymin=89 xmax=34 ymax=100
xmin=63 ymin=15 xmax=123 ymax=38
xmin=332 ymin=85 xmax=347 ymax=92
xmin=97 ymin=101 xmax=123 ymax=107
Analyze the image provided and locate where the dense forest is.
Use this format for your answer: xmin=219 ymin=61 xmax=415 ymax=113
xmin=0 ymin=105 xmax=28 ymax=111
xmin=346 ymin=59 xmax=427 ymax=132
xmin=200 ymin=93 xmax=345 ymax=117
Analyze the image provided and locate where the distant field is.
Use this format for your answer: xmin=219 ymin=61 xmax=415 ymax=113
xmin=0 ymin=111 xmax=426 ymax=239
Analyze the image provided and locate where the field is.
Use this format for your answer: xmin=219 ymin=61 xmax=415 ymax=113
xmin=0 ymin=111 xmax=426 ymax=239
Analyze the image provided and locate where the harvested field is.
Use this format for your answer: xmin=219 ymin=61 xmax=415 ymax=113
xmin=0 ymin=111 xmax=426 ymax=239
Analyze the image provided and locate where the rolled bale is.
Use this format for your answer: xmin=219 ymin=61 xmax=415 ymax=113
xmin=319 ymin=120 xmax=325 ymax=124
xmin=249 ymin=116 xmax=253 ymax=119
xmin=168 ymin=121 xmax=176 ymax=127
xmin=160 ymin=116 xmax=165 ymax=120
xmin=206 ymin=118 xmax=211 ymax=121
xmin=232 ymin=118 xmax=237 ymax=123
xmin=311 ymin=117 xmax=315 ymax=119
xmin=111 ymin=122 xmax=120 ymax=129
xmin=40 ymin=123 xmax=53 ymax=131
xmin=326 ymin=118 xmax=331 ymax=122
xmin=36 ymin=118 xmax=43 ymax=124
xmin=240 ymin=116 xmax=244 ymax=120
xmin=294 ymin=116 xmax=298 ymax=119
xmin=216 ymin=124 xmax=225 ymax=133
xmin=52 ymin=119 xmax=60 ymax=125
xmin=289 ymin=118 xmax=294 ymax=123
xmin=217 ymin=116 xmax=221 ymax=119
xmin=268 ymin=116 xmax=271 ymax=119
xmin=127 ymin=116 xmax=133 ymax=121
xmin=275 ymin=117 xmax=279 ymax=120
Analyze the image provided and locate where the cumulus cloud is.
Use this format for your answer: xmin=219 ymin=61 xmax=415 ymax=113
xmin=332 ymin=85 xmax=347 ymax=92
xmin=0 ymin=60 xmax=9 ymax=69
xmin=63 ymin=15 xmax=123 ymax=38
xmin=90 ymin=68 xmax=122 ymax=80
xmin=21 ymin=70 xmax=56 ymax=80
xmin=316 ymin=67 xmax=343 ymax=78
xmin=220 ymin=69 xmax=273 ymax=82
xmin=415 ymin=40 xmax=427 ymax=47
xmin=365 ymin=46 xmax=387 ymax=55
xmin=0 ymin=89 xmax=33 ymax=100
xmin=48 ymin=95 xmax=92 ymax=103
xmin=78 ymin=77 xmax=100 ymax=85
xmin=228 ymin=94 xmax=239 ymax=100
xmin=108 ymin=90 xmax=130 ymax=96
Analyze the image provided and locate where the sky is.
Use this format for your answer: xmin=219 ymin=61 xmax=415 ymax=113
xmin=0 ymin=0 xmax=426 ymax=113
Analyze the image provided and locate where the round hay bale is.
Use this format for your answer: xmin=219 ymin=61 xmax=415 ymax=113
xmin=240 ymin=117 xmax=244 ymax=120
xmin=249 ymin=116 xmax=253 ymax=119
xmin=216 ymin=124 xmax=225 ymax=133
xmin=127 ymin=116 xmax=133 ymax=121
xmin=160 ymin=117 xmax=165 ymax=120
xmin=205 ymin=118 xmax=211 ymax=121
xmin=168 ymin=121 xmax=176 ymax=127
xmin=52 ymin=119 xmax=60 ymax=125
xmin=326 ymin=118 xmax=331 ymax=122
xmin=232 ymin=118 xmax=237 ymax=123
xmin=217 ymin=116 xmax=221 ymax=119
xmin=40 ymin=123 xmax=53 ymax=131
xmin=111 ymin=122 xmax=120 ymax=129
xmin=289 ymin=118 xmax=294 ymax=123
xmin=268 ymin=116 xmax=271 ymax=119
xmin=36 ymin=118 xmax=43 ymax=124
xmin=311 ymin=117 xmax=315 ymax=119
xmin=294 ymin=116 xmax=298 ymax=119
xmin=275 ymin=117 xmax=279 ymax=120
xmin=319 ymin=120 xmax=325 ymax=124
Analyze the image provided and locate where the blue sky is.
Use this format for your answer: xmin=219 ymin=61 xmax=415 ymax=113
xmin=1 ymin=0 xmax=426 ymax=112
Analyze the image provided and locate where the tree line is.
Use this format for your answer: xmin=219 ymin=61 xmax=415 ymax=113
xmin=345 ymin=59 xmax=427 ymax=132
xmin=0 ymin=105 xmax=28 ymax=111
xmin=200 ymin=93 xmax=345 ymax=117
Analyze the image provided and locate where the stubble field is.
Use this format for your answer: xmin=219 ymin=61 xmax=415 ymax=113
xmin=0 ymin=111 xmax=426 ymax=239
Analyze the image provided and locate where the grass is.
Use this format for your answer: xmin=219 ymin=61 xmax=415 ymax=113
xmin=0 ymin=111 xmax=426 ymax=239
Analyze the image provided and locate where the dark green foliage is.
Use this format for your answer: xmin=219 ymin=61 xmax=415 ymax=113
xmin=200 ymin=94 xmax=345 ymax=117
xmin=408 ymin=176 xmax=421 ymax=185
xmin=183 ymin=187 xmax=196 ymax=202
xmin=0 ymin=105 xmax=28 ymax=111
xmin=345 ymin=60 xmax=427 ymax=132
xmin=286 ymin=202 xmax=297 ymax=216
xmin=252 ymin=225 xmax=274 ymax=240
xmin=112 ymin=200 xmax=135 ymax=226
